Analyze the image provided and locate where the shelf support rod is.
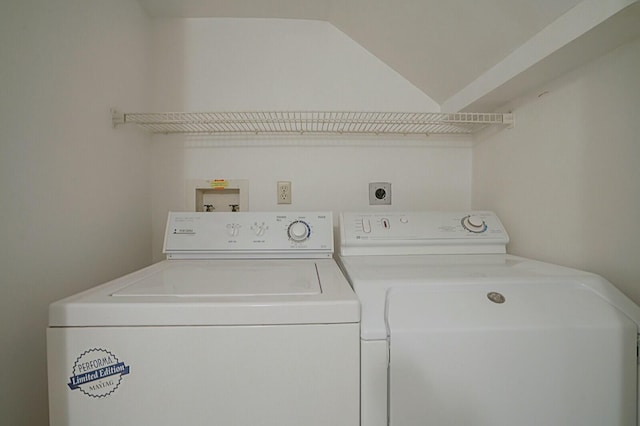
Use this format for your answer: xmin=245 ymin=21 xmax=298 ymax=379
xmin=502 ymin=113 xmax=515 ymax=129
xmin=111 ymin=108 xmax=125 ymax=128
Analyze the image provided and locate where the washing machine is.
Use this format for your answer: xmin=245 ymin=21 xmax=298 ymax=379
xmin=337 ymin=211 xmax=640 ymax=426
xmin=47 ymin=212 xmax=359 ymax=426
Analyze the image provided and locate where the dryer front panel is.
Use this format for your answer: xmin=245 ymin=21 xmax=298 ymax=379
xmin=386 ymin=283 xmax=637 ymax=426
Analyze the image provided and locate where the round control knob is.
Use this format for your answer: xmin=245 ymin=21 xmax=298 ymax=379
xmin=288 ymin=220 xmax=310 ymax=242
xmin=461 ymin=215 xmax=487 ymax=233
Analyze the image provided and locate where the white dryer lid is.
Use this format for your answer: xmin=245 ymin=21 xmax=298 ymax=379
xmin=112 ymin=261 xmax=320 ymax=297
xmin=338 ymin=254 xmax=640 ymax=340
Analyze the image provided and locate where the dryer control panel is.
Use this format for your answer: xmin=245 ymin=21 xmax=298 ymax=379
xmin=164 ymin=212 xmax=333 ymax=259
xmin=340 ymin=211 xmax=509 ymax=256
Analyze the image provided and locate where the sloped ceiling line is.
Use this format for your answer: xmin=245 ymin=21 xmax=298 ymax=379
xmin=138 ymin=0 xmax=640 ymax=112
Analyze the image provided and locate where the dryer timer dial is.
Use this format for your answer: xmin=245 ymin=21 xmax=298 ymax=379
xmin=288 ymin=220 xmax=311 ymax=242
xmin=461 ymin=215 xmax=487 ymax=233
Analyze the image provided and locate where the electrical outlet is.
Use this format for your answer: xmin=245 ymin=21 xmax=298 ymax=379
xmin=277 ymin=181 xmax=291 ymax=204
xmin=369 ymin=182 xmax=391 ymax=205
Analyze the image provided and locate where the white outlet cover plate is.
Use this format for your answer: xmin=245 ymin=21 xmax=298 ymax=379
xmin=278 ymin=181 xmax=292 ymax=204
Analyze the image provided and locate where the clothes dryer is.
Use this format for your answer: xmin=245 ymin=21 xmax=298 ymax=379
xmin=48 ymin=212 xmax=359 ymax=426
xmin=338 ymin=211 xmax=640 ymax=426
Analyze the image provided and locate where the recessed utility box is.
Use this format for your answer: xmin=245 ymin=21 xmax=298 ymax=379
xmin=369 ymin=182 xmax=392 ymax=205
xmin=187 ymin=179 xmax=249 ymax=212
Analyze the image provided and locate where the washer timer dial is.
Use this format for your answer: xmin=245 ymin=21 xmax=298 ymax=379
xmin=461 ymin=215 xmax=487 ymax=233
xmin=288 ymin=220 xmax=311 ymax=242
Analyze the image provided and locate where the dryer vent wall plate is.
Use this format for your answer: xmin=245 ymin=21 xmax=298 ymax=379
xmin=369 ymin=182 xmax=391 ymax=205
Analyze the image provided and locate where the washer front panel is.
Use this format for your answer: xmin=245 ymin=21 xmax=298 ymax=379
xmin=48 ymin=323 xmax=359 ymax=426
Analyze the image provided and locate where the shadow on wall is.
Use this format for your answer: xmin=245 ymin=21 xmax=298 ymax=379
xmin=1 ymin=1 xmax=153 ymax=425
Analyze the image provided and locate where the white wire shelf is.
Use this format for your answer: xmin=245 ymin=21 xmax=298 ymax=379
xmin=111 ymin=110 xmax=513 ymax=136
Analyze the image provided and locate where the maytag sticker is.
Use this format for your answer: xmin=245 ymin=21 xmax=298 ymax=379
xmin=67 ymin=348 xmax=130 ymax=398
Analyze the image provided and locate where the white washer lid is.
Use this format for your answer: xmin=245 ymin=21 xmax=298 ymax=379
xmin=49 ymin=259 xmax=359 ymax=327
xmin=112 ymin=262 xmax=320 ymax=297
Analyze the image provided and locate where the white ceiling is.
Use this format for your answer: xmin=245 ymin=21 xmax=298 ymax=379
xmin=137 ymin=0 xmax=640 ymax=111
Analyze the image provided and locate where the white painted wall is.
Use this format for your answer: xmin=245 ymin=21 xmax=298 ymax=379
xmin=10 ymin=10 xmax=636 ymax=425
xmin=149 ymin=18 xmax=471 ymax=260
xmin=150 ymin=18 xmax=440 ymax=111
xmin=0 ymin=1 xmax=152 ymax=424
xmin=473 ymin=36 xmax=640 ymax=303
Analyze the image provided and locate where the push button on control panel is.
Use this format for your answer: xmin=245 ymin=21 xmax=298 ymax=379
xmin=362 ymin=218 xmax=372 ymax=233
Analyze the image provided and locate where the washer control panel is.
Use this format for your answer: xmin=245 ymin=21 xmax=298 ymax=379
xmin=340 ymin=211 xmax=509 ymax=255
xmin=164 ymin=212 xmax=333 ymax=258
